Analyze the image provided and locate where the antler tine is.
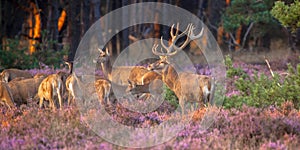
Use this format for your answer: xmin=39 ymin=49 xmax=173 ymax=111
xmin=178 ymin=23 xmax=192 ymax=38
xmin=152 ymin=44 xmax=158 ymax=54
xmin=176 ymin=23 xmax=193 ymax=50
xmin=171 ymin=23 xmax=191 ymax=42
xmin=160 ymin=36 xmax=172 ymax=53
xmin=170 ymin=23 xmax=179 ymax=39
xmin=152 ymin=43 xmax=177 ymax=57
xmin=161 ymin=23 xmax=193 ymax=53
xmin=189 ymin=24 xmax=204 ymax=40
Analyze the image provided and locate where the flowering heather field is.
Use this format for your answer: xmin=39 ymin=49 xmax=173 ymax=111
xmin=1 ymin=61 xmax=300 ymax=149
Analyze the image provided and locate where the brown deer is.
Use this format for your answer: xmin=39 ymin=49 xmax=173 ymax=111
xmin=96 ymin=48 xmax=162 ymax=99
xmin=0 ymin=82 xmax=15 ymax=109
xmin=126 ymin=79 xmax=164 ymax=96
xmin=94 ymin=78 xmax=111 ymax=105
xmin=7 ymin=74 xmax=47 ymax=106
xmin=148 ymin=23 xmax=214 ymax=114
xmin=65 ymin=74 xmax=76 ymax=106
xmin=38 ymin=73 xmax=64 ymax=110
xmin=65 ymin=61 xmax=106 ymax=106
xmin=72 ymin=73 xmax=112 ymax=106
xmin=0 ymin=69 xmax=33 ymax=83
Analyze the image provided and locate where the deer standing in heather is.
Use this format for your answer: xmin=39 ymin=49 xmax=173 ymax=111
xmin=96 ymin=48 xmax=162 ymax=99
xmin=7 ymin=74 xmax=47 ymax=106
xmin=38 ymin=73 xmax=64 ymax=110
xmin=148 ymin=23 xmax=214 ymax=114
xmin=0 ymin=69 xmax=33 ymax=83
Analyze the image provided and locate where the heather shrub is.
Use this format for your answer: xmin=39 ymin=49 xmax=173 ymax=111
xmin=224 ymin=55 xmax=300 ymax=109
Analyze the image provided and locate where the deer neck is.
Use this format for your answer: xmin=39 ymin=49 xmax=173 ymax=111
xmin=68 ymin=63 xmax=73 ymax=74
xmin=162 ymin=65 xmax=179 ymax=91
xmin=101 ymin=58 xmax=112 ymax=81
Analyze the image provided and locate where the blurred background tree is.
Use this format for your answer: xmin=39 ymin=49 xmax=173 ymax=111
xmin=271 ymin=0 xmax=300 ymax=51
xmin=222 ymin=0 xmax=277 ymax=51
xmin=0 ymin=0 xmax=299 ymax=70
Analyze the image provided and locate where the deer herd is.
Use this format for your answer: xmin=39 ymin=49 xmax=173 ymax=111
xmin=0 ymin=23 xmax=215 ymax=114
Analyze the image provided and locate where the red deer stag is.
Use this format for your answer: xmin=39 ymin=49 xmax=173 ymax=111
xmin=148 ymin=23 xmax=214 ymax=114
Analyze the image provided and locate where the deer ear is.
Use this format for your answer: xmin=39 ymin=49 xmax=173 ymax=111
xmin=105 ymin=48 xmax=110 ymax=56
xmin=98 ymin=48 xmax=105 ymax=55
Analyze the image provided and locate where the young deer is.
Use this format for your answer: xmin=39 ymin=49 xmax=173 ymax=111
xmin=148 ymin=23 xmax=214 ymax=114
xmin=72 ymin=73 xmax=112 ymax=106
xmin=38 ymin=73 xmax=64 ymax=110
xmin=96 ymin=48 xmax=162 ymax=99
xmin=0 ymin=69 xmax=33 ymax=83
xmin=94 ymin=78 xmax=111 ymax=105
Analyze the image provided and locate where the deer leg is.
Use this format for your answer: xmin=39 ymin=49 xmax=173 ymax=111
xmin=203 ymin=85 xmax=209 ymax=104
xmin=6 ymin=99 xmax=15 ymax=109
xmin=67 ymin=92 xmax=71 ymax=106
xmin=69 ymin=83 xmax=75 ymax=106
xmin=57 ymin=88 xmax=62 ymax=110
xmin=106 ymin=87 xmax=111 ymax=105
xmin=39 ymin=97 xmax=44 ymax=108
xmin=179 ymin=98 xmax=185 ymax=115
xmin=139 ymin=93 xmax=149 ymax=100
xmin=5 ymin=101 xmax=11 ymax=110
xmin=48 ymin=98 xmax=54 ymax=110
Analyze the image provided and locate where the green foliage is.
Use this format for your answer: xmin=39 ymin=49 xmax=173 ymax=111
xmin=271 ymin=0 xmax=300 ymax=33
xmin=225 ymin=55 xmax=248 ymax=79
xmin=223 ymin=0 xmax=276 ymax=37
xmin=32 ymin=30 xmax=68 ymax=68
xmin=0 ymin=31 xmax=68 ymax=69
xmin=224 ymin=56 xmax=300 ymax=109
xmin=162 ymin=84 xmax=178 ymax=108
xmin=282 ymin=62 xmax=300 ymax=108
xmin=0 ymin=38 xmax=38 ymax=69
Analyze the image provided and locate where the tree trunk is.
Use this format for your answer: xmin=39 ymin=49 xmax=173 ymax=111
xmin=47 ymin=0 xmax=59 ymax=50
xmin=81 ymin=0 xmax=90 ymax=37
xmin=68 ymin=0 xmax=81 ymax=61
xmin=0 ymin=0 xmax=2 ymax=48
xmin=91 ymin=0 xmax=101 ymax=22
xmin=207 ymin=0 xmax=226 ymax=37
xmin=288 ymin=28 xmax=299 ymax=51
xmin=37 ymin=0 xmax=48 ymax=34
xmin=197 ymin=0 xmax=205 ymax=21
xmin=122 ymin=0 xmax=129 ymax=53
xmin=162 ymin=0 xmax=170 ymax=40
xmin=154 ymin=1 xmax=161 ymax=40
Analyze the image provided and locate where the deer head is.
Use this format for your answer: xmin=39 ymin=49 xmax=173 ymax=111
xmin=94 ymin=47 xmax=110 ymax=64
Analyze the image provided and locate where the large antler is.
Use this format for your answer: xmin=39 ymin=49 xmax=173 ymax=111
xmin=152 ymin=23 xmax=204 ymax=57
